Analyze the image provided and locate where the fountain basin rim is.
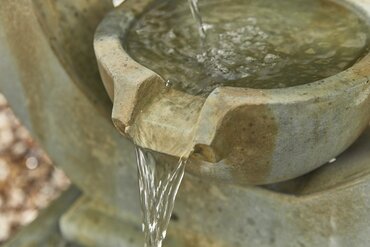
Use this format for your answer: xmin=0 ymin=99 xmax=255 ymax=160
xmin=94 ymin=0 xmax=370 ymax=185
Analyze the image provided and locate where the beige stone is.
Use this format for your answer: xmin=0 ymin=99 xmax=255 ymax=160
xmin=95 ymin=0 xmax=370 ymax=184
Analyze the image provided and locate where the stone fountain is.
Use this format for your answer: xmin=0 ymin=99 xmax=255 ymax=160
xmin=1 ymin=0 xmax=370 ymax=246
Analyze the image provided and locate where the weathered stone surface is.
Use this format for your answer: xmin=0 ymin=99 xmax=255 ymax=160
xmin=0 ymin=0 xmax=142 ymax=219
xmin=95 ymin=0 xmax=370 ymax=184
xmin=60 ymin=127 xmax=370 ymax=246
xmin=60 ymin=196 xmax=144 ymax=247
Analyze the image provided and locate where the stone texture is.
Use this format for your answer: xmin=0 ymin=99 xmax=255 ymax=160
xmin=0 ymin=0 xmax=141 ymax=221
xmin=60 ymin=196 xmax=144 ymax=247
xmin=61 ymin=127 xmax=370 ymax=247
xmin=95 ymin=0 xmax=370 ymax=184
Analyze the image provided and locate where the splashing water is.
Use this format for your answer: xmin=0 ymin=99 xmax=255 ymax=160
xmin=135 ymin=147 xmax=187 ymax=247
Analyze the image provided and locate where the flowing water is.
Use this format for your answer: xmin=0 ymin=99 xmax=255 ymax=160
xmin=127 ymin=0 xmax=370 ymax=95
xmin=135 ymin=147 xmax=186 ymax=247
xmin=187 ymin=0 xmax=206 ymax=41
xmin=111 ymin=1 xmax=199 ymax=246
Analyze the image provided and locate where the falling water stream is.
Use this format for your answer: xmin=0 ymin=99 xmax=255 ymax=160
xmin=111 ymin=1 xmax=205 ymax=246
xmin=187 ymin=0 xmax=206 ymax=40
xmin=135 ymin=147 xmax=187 ymax=247
xmin=112 ymin=1 xmax=200 ymax=246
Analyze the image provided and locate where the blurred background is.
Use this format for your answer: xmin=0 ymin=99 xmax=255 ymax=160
xmin=0 ymin=94 xmax=70 ymax=244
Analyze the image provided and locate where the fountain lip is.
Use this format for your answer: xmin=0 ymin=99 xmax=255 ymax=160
xmin=94 ymin=0 xmax=370 ymax=185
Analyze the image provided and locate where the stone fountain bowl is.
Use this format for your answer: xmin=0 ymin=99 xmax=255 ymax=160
xmin=94 ymin=0 xmax=370 ymax=185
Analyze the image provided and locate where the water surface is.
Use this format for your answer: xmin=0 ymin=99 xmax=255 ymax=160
xmin=128 ymin=0 xmax=370 ymax=95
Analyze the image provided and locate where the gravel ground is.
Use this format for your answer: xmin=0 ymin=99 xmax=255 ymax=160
xmin=0 ymin=94 xmax=70 ymax=244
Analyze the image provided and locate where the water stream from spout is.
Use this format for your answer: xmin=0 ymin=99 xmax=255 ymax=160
xmin=112 ymin=2 xmax=199 ymax=247
xmin=135 ymin=147 xmax=187 ymax=247
xmin=113 ymin=0 xmax=206 ymax=41
xmin=187 ymin=0 xmax=206 ymax=41
xmin=111 ymin=1 xmax=201 ymax=245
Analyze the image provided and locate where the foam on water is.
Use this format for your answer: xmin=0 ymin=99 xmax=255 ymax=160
xmin=127 ymin=0 xmax=370 ymax=95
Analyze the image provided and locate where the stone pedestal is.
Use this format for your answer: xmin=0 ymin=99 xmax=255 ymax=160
xmin=59 ymin=128 xmax=370 ymax=247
